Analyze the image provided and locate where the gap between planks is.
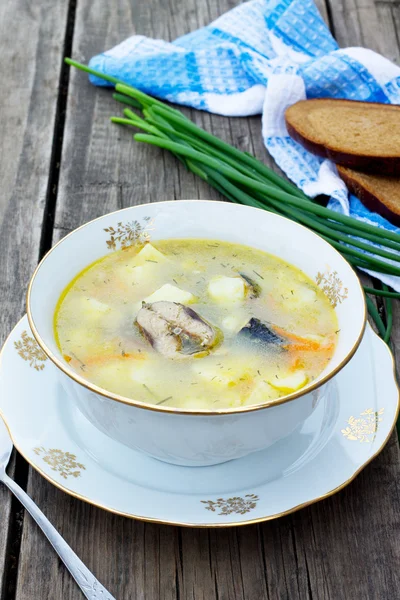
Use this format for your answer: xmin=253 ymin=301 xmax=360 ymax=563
xmin=1 ymin=2 xmax=77 ymax=600
xmin=6 ymin=1 xmax=400 ymax=598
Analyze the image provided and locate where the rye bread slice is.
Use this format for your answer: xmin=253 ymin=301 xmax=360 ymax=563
xmin=337 ymin=165 xmax=400 ymax=225
xmin=285 ymin=99 xmax=400 ymax=175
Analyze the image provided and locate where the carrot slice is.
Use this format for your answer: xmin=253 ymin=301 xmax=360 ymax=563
xmin=273 ymin=326 xmax=335 ymax=352
xmin=84 ymin=352 xmax=146 ymax=366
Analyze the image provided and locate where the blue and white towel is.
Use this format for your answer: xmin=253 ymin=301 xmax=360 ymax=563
xmin=89 ymin=0 xmax=400 ymax=290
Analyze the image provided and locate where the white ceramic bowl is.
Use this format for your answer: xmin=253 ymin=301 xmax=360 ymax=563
xmin=27 ymin=201 xmax=366 ymax=466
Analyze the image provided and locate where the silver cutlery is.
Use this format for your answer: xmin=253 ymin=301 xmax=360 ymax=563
xmin=0 ymin=417 xmax=116 ymax=600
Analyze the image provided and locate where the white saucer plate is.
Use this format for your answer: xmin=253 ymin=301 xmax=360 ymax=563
xmin=0 ymin=316 xmax=398 ymax=527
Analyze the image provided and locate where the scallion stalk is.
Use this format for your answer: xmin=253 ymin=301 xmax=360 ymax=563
xmin=363 ymin=286 xmax=400 ymax=299
xmin=365 ymin=296 xmax=387 ymax=338
xmin=65 ymin=56 xmax=400 ymax=344
xmin=134 ymin=133 xmax=400 ymax=245
xmin=383 ymin=284 xmax=394 ymax=343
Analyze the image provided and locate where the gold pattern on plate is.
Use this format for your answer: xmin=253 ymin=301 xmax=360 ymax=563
xmin=201 ymin=494 xmax=259 ymax=515
xmin=33 ymin=447 xmax=86 ymax=479
xmin=14 ymin=331 xmax=48 ymax=371
xmin=341 ymin=408 xmax=384 ymax=443
xmin=315 ymin=270 xmax=348 ymax=308
xmin=1 ymin=316 xmax=397 ymax=528
xmin=104 ymin=217 xmax=153 ymax=250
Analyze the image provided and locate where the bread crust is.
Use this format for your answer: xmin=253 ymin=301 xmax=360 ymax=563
xmin=285 ymin=99 xmax=400 ymax=176
xmin=337 ymin=166 xmax=400 ymax=226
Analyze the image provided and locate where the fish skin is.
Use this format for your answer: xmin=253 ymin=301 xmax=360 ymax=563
xmin=136 ymin=305 xmax=181 ymax=358
xmin=136 ymin=301 xmax=217 ymax=358
xmin=151 ymin=301 xmax=216 ymax=346
xmin=239 ymin=273 xmax=261 ymax=299
xmin=239 ymin=318 xmax=285 ymax=346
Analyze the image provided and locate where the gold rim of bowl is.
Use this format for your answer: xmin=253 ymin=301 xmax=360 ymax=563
xmin=26 ymin=200 xmax=367 ymax=416
xmin=0 ymin=319 xmax=397 ymax=528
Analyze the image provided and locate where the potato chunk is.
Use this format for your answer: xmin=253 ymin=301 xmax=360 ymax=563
xmin=144 ymin=284 xmax=196 ymax=305
xmin=267 ymin=371 xmax=308 ymax=393
xmin=221 ymin=313 xmax=249 ymax=333
xmin=246 ymin=381 xmax=281 ymax=404
xmin=208 ymin=276 xmax=245 ymax=303
xmin=133 ymin=243 xmax=168 ymax=266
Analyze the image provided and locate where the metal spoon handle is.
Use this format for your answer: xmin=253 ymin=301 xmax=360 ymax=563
xmin=3 ymin=473 xmax=116 ymax=600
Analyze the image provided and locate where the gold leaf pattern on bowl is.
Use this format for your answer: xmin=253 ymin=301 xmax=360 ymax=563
xmin=14 ymin=331 xmax=48 ymax=371
xmin=104 ymin=217 xmax=153 ymax=250
xmin=201 ymin=494 xmax=259 ymax=515
xmin=33 ymin=447 xmax=86 ymax=479
xmin=341 ymin=408 xmax=384 ymax=443
xmin=315 ymin=270 xmax=348 ymax=308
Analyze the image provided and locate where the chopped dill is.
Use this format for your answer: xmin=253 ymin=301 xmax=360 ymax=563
xmin=157 ymin=396 xmax=172 ymax=405
xmin=143 ymin=384 xmax=157 ymax=398
xmin=253 ymin=270 xmax=264 ymax=280
xmin=70 ymin=352 xmax=85 ymax=370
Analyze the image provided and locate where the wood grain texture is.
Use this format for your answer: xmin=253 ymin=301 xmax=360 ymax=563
xmin=0 ymin=0 xmax=69 ymax=596
xmin=326 ymin=0 xmax=398 ymax=59
xmin=375 ymin=2 xmax=400 ymax=64
xmin=9 ymin=0 xmax=400 ymax=599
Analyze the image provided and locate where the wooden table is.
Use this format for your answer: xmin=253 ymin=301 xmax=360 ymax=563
xmin=1 ymin=1 xmax=400 ymax=598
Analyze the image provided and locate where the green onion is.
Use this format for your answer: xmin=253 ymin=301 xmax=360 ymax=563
xmin=65 ymin=58 xmax=121 ymax=85
xmin=65 ymin=56 xmax=400 ymax=344
xmin=151 ymin=105 xmax=309 ymax=199
xmin=134 ymin=133 xmax=400 ymax=245
xmin=112 ymin=92 xmax=142 ymax=109
xmin=310 ymin=214 xmax=400 ymax=253
xmin=363 ymin=286 xmax=400 ymax=299
xmin=365 ymin=296 xmax=386 ymax=338
xmin=383 ymin=284 xmax=393 ymax=343
xmin=111 ymin=117 xmax=158 ymax=134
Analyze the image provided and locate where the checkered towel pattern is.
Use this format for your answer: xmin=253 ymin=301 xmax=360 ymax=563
xmin=89 ymin=0 xmax=400 ymax=289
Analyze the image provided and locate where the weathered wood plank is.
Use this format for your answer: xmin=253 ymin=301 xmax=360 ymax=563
xmin=327 ymin=0 xmax=398 ymax=59
xmin=375 ymin=2 xmax=400 ymax=64
xmin=14 ymin=0 xmax=400 ymax=599
xmin=0 ymin=0 xmax=69 ymax=596
xmin=0 ymin=452 xmax=16 ymax=599
xmin=314 ymin=0 xmax=330 ymax=24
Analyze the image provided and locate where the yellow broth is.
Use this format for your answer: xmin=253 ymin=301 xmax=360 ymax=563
xmin=54 ymin=239 xmax=338 ymax=409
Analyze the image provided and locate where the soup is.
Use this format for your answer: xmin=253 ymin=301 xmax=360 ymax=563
xmin=54 ymin=239 xmax=338 ymax=409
